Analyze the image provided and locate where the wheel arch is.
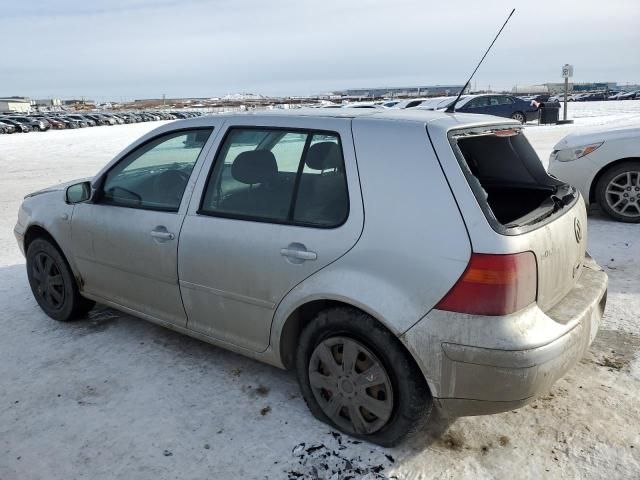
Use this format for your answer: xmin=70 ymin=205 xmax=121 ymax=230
xmin=279 ymin=299 xmax=346 ymax=370
xmin=23 ymin=224 xmax=80 ymax=284
xmin=24 ymin=224 xmax=62 ymax=255
xmin=277 ymin=298 xmax=427 ymax=388
xmin=589 ymin=157 xmax=640 ymax=203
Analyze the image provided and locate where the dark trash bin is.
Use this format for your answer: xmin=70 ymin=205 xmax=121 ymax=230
xmin=538 ymin=102 xmax=560 ymax=125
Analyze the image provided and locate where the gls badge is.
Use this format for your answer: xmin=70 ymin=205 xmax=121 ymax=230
xmin=574 ymin=218 xmax=582 ymax=243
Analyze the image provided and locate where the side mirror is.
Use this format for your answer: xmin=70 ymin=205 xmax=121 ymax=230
xmin=65 ymin=181 xmax=92 ymax=204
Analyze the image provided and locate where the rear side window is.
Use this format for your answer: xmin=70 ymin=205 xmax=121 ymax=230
xmin=200 ymin=128 xmax=348 ymax=227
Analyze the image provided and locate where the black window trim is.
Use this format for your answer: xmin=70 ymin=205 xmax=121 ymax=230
xmin=196 ymin=125 xmax=350 ymax=230
xmin=93 ymin=126 xmax=214 ymax=213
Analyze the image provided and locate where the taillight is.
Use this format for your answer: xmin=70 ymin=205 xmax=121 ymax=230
xmin=436 ymin=252 xmax=537 ymax=316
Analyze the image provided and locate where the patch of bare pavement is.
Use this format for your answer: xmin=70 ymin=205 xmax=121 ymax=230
xmin=1 ymin=117 xmax=639 ymax=479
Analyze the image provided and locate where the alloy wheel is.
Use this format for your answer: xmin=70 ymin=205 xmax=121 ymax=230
xmin=31 ymin=252 xmax=66 ymax=310
xmin=308 ymin=336 xmax=394 ymax=435
xmin=605 ymin=170 xmax=640 ymax=219
xmin=512 ymin=112 xmax=526 ymax=123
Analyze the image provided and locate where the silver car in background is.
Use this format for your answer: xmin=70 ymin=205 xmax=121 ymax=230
xmin=15 ymin=110 xmax=607 ymax=445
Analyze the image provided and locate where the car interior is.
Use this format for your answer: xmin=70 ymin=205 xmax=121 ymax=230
xmin=453 ymin=130 xmax=572 ymax=227
xmin=202 ymin=130 xmax=349 ymax=227
xmin=99 ymin=129 xmax=212 ymax=211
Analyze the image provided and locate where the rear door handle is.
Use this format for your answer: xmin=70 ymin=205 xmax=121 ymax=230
xmin=150 ymin=228 xmax=175 ymax=241
xmin=280 ymin=243 xmax=317 ymax=263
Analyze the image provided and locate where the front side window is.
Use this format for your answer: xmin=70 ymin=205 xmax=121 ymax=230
xmin=100 ymin=128 xmax=213 ymax=211
xmin=201 ymin=128 xmax=348 ymax=227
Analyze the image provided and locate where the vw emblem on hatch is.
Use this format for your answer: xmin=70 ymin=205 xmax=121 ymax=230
xmin=574 ymin=218 xmax=582 ymax=243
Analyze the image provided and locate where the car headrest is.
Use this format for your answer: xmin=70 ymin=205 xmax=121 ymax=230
xmin=231 ymin=150 xmax=278 ymax=184
xmin=305 ymin=142 xmax=342 ymax=171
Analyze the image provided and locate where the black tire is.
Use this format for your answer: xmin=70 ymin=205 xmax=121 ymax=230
xmin=595 ymin=161 xmax=640 ymax=223
xmin=26 ymin=238 xmax=95 ymax=321
xmin=511 ymin=111 xmax=526 ymax=123
xmin=296 ymin=307 xmax=432 ymax=447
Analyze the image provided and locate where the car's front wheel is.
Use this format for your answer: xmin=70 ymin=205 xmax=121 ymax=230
xmin=296 ymin=307 xmax=431 ymax=446
xmin=26 ymin=238 xmax=95 ymax=321
xmin=596 ymin=161 xmax=640 ymax=223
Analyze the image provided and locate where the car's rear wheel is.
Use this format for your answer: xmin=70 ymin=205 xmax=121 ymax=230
xmin=296 ymin=307 xmax=431 ymax=446
xmin=596 ymin=161 xmax=640 ymax=223
xmin=511 ymin=111 xmax=526 ymax=123
xmin=26 ymin=238 xmax=95 ymax=321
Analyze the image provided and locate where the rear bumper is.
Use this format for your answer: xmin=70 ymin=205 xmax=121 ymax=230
xmin=402 ymin=256 xmax=607 ymax=417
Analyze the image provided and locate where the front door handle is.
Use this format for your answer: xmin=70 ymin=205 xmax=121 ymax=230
xmin=280 ymin=243 xmax=317 ymax=263
xmin=150 ymin=228 xmax=175 ymax=241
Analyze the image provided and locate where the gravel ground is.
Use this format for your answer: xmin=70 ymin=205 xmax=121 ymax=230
xmin=1 ymin=105 xmax=639 ymax=479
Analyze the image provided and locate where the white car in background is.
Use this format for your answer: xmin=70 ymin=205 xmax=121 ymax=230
xmin=548 ymin=124 xmax=640 ymax=222
xmin=389 ymin=98 xmax=430 ymax=109
xmin=549 ymin=93 xmax=569 ymax=103
xmin=340 ymin=101 xmax=381 ymax=109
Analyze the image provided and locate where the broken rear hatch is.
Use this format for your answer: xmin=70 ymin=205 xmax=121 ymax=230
xmin=431 ymin=123 xmax=587 ymax=313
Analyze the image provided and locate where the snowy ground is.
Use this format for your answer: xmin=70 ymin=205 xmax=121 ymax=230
xmin=1 ymin=104 xmax=639 ymax=479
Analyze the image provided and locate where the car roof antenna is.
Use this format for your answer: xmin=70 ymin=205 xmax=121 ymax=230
xmin=445 ymin=8 xmax=516 ymax=113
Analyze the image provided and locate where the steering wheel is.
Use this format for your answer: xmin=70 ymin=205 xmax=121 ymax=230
xmin=106 ymin=186 xmax=142 ymax=204
xmin=152 ymin=169 xmax=189 ymax=207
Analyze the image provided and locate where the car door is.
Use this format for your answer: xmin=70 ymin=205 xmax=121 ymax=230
xmin=494 ymin=96 xmax=515 ymax=117
xmin=70 ymin=126 xmax=216 ymax=326
xmin=178 ymin=116 xmax=364 ymax=352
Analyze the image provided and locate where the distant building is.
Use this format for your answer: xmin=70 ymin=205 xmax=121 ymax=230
xmin=545 ymin=82 xmax=618 ymax=94
xmin=0 ymin=97 xmax=31 ymax=113
xmin=512 ymin=85 xmax=549 ymax=94
xmin=572 ymin=82 xmax=617 ymax=92
xmin=35 ymin=98 xmax=62 ymax=107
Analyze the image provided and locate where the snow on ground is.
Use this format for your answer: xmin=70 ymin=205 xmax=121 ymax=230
xmin=1 ymin=105 xmax=639 ymax=480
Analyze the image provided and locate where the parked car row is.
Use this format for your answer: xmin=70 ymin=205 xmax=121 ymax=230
xmin=0 ymin=110 xmax=203 ymax=134
xmin=548 ymin=91 xmax=640 ymax=103
xmin=321 ymin=94 xmax=539 ymax=123
xmin=413 ymin=94 xmax=538 ymax=123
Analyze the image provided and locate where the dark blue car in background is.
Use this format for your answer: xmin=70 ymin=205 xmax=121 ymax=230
xmin=452 ymin=94 xmax=538 ymax=123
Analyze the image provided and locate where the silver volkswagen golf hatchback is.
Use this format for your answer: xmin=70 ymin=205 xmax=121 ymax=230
xmin=15 ymin=110 xmax=608 ymax=445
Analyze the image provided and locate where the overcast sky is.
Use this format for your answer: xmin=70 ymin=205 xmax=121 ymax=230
xmin=2 ymin=0 xmax=639 ymax=100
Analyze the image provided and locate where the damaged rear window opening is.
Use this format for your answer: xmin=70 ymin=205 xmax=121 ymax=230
xmin=449 ymin=126 xmax=578 ymax=233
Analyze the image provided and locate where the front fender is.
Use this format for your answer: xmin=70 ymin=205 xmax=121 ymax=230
xmin=17 ymin=191 xmax=77 ymax=273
